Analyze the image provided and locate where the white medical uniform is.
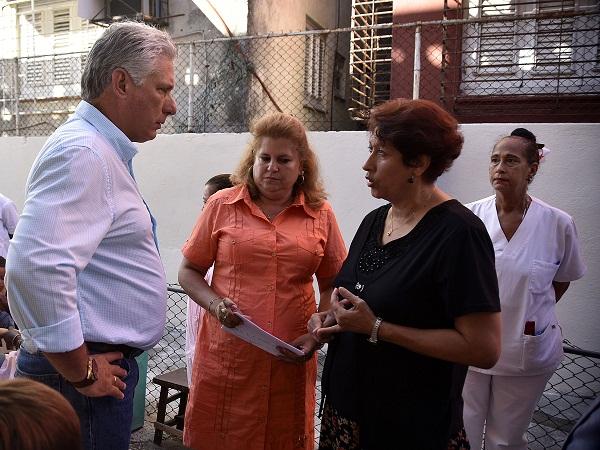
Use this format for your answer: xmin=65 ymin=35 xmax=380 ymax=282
xmin=463 ymin=195 xmax=586 ymax=450
xmin=0 ymin=193 xmax=19 ymax=259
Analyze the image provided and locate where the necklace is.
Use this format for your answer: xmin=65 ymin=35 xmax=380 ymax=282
xmin=256 ymin=198 xmax=291 ymax=222
xmin=386 ymin=208 xmax=395 ymax=236
xmin=385 ymin=205 xmax=417 ymax=236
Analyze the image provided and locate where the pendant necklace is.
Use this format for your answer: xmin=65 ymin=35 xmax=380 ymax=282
xmin=386 ymin=208 xmax=395 ymax=236
xmin=386 ymin=206 xmax=417 ymax=237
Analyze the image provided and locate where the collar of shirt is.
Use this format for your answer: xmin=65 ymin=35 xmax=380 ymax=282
xmin=74 ymin=100 xmax=138 ymax=167
xmin=224 ymin=184 xmax=318 ymax=219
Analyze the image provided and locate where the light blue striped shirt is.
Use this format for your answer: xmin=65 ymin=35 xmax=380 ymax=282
xmin=6 ymin=101 xmax=167 ymax=353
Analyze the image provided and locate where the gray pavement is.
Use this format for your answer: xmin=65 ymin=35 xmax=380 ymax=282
xmin=130 ymin=421 xmax=188 ymax=450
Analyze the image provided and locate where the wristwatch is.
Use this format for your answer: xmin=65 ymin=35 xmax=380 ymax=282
xmin=367 ymin=317 xmax=383 ymax=344
xmin=70 ymin=357 xmax=98 ymax=388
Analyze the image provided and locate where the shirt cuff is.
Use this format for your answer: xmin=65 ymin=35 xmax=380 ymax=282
xmin=25 ymin=313 xmax=84 ymax=353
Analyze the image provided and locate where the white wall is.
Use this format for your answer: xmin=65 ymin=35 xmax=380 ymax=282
xmin=1 ymin=123 xmax=598 ymax=350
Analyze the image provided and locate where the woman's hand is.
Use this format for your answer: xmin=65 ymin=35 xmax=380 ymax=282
xmin=308 ymin=287 xmax=378 ymax=341
xmin=215 ymin=298 xmax=242 ymax=328
xmin=277 ymin=333 xmax=321 ymax=364
xmin=330 ymin=287 xmax=377 ymax=335
xmin=307 ymin=310 xmax=336 ymax=343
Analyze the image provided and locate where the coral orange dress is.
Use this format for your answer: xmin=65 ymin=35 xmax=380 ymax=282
xmin=182 ymin=185 xmax=346 ymax=450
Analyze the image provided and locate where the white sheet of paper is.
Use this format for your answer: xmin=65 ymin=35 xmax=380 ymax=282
xmin=221 ymin=312 xmax=305 ymax=357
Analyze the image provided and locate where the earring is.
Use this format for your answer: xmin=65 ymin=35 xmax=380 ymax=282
xmin=408 ymin=175 xmax=415 ymax=184
xmin=298 ymin=171 xmax=305 ymax=185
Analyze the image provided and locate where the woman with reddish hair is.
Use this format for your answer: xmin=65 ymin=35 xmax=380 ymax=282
xmin=310 ymin=99 xmax=502 ymax=449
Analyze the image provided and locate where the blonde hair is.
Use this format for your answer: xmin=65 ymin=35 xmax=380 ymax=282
xmin=231 ymin=113 xmax=326 ymax=208
xmin=0 ymin=379 xmax=81 ymax=450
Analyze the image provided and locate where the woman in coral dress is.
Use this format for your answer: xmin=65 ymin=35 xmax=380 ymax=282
xmin=179 ymin=113 xmax=346 ymax=450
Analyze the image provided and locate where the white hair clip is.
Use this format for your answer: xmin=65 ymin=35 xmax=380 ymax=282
xmin=539 ymin=145 xmax=551 ymax=161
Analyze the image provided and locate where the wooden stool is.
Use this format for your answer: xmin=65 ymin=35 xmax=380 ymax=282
xmin=152 ymin=367 xmax=189 ymax=445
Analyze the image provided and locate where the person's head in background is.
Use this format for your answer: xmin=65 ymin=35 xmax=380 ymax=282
xmin=203 ymin=174 xmax=233 ymax=206
xmin=0 ymin=378 xmax=82 ymax=450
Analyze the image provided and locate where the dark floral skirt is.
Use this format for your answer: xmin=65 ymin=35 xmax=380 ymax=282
xmin=318 ymin=402 xmax=470 ymax=450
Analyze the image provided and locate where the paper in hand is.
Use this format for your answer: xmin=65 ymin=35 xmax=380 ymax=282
xmin=221 ymin=312 xmax=305 ymax=357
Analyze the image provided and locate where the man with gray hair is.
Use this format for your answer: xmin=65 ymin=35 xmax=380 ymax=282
xmin=6 ymin=21 xmax=176 ymax=449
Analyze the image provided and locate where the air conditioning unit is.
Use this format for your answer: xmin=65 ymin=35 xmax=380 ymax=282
xmin=77 ymin=0 xmax=168 ymax=25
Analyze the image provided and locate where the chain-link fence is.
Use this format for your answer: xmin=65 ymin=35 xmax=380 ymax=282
xmin=148 ymin=286 xmax=599 ymax=448
xmin=527 ymin=342 xmax=600 ymax=449
xmin=144 ymin=284 xmax=187 ymax=419
xmin=0 ymin=28 xmax=358 ymax=136
xmin=1 ymin=3 xmax=598 ymax=137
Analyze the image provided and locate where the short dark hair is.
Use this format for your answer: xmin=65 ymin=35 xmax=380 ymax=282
xmin=206 ymin=174 xmax=233 ymax=192
xmin=510 ymin=127 xmax=537 ymax=143
xmin=0 ymin=256 xmax=5 ymax=268
xmin=368 ymin=99 xmax=463 ymax=183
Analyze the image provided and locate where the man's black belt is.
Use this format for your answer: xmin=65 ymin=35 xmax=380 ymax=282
xmin=86 ymin=341 xmax=143 ymax=359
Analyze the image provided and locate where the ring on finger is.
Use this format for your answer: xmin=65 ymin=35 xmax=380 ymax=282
xmin=114 ymin=376 xmax=118 ymax=384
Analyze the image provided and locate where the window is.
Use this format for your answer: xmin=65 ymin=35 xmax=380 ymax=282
xmin=54 ymin=57 xmax=73 ymax=84
xmin=534 ymin=1 xmax=575 ymax=72
xmin=477 ymin=0 xmax=516 ymax=73
xmin=24 ymin=59 xmax=45 ymax=86
xmin=304 ymin=18 xmax=327 ymax=111
xmin=53 ymin=9 xmax=71 ymax=51
xmin=460 ymin=0 xmax=600 ymax=96
xmin=16 ymin=3 xmax=102 ymax=57
xmin=13 ymin=2 xmax=102 ymax=99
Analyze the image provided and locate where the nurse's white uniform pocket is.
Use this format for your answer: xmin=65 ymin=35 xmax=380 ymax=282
xmin=529 ymin=259 xmax=559 ymax=296
xmin=522 ymin=321 xmax=563 ymax=374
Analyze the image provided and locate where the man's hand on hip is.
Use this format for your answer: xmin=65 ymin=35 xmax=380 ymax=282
xmin=76 ymin=352 xmax=128 ymax=399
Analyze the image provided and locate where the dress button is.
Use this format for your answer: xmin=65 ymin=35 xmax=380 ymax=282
xmin=272 ymin=252 xmax=276 ymax=257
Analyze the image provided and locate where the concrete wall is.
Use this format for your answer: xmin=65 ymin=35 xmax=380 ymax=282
xmin=1 ymin=123 xmax=598 ymax=350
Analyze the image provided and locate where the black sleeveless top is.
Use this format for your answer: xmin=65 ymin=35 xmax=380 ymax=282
xmin=321 ymin=200 xmax=500 ymax=449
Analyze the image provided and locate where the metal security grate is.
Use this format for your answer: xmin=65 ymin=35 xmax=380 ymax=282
xmin=349 ymin=0 xmax=393 ymax=120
